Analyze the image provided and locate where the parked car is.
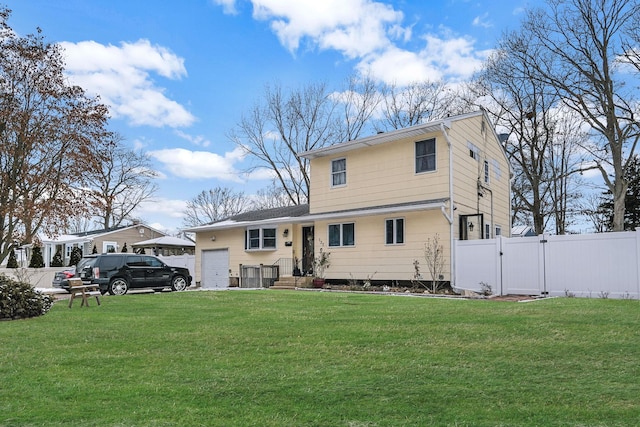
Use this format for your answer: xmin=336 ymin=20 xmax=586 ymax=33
xmin=75 ymin=253 xmax=192 ymax=295
xmin=52 ymin=268 xmax=76 ymax=291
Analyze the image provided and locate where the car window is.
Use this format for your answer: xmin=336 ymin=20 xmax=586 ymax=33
xmin=125 ymin=255 xmax=146 ymax=267
xmin=99 ymin=256 xmax=123 ymax=271
xmin=77 ymin=257 xmax=97 ymax=270
xmin=145 ymin=256 xmax=164 ymax=268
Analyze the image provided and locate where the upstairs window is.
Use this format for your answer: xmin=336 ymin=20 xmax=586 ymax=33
xmin=331 ymin=158 xmax=346 ymax=187
xmin=385 ymin=218 xmax=405 ymax=245
xmin=468 ymin=141 xmax=479 ymax=160
xmin=484 ymin=160 xmax=490 ymax=184
xmin=328 ymin=223 xmax=355 ymax=247
xmin=415 ymin=139 xmax=436 ymax=173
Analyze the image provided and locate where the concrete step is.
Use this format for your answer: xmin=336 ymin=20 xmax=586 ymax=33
xmin=271 ymin=276 xmax=312 ymax=289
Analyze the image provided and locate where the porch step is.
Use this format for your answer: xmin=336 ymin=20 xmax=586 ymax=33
xmin=271 ymin=276 xmax=312 ymax=289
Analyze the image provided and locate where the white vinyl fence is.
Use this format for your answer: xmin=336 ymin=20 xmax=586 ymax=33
xmin=456 ymin=231 xmax=640 ymax=299
xmin=158 ymin=254 xmax=195 ymax=284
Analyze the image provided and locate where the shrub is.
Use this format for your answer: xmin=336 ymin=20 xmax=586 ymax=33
xmin=68 ymin=247 xmax=83 ymax=266
xmin=29 ymin=246 xmax=45 ymax=268
xmin=51 ymin=249 xmax=64 ymax=267
xmin=0 ymin=274 xmax=54 ymax=320
xmin=6 ymin=249 xmax=18 ymax=268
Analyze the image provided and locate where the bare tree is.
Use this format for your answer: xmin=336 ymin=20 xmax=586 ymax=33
xmin=580 ymin=193 xmax=609 ymax=233
xmin=375 ymin=80 xmax=458 ymax=132
xmin=476 ymin=32 xmax=592 ymax=235
xmin=251 ymin=181 xmax=296 ymax=210
xmin=0 ymin=7 xmax=109 ymax=263
xmin=182 ymin=186 xmax=250 ymax=227
xmin=333 ymin=74 xmax=381 ymax=141
xmin=84 ymin=133 xmax=158 ymax=229
xmin=230 ymin=82 xmax=338 ymax=205
xmin=502 ymin=0 xmax=640 ymax=231
xmin=230 ymin=78 xmax=382 ymax=205
xmin=423 ymin=234 xmax=446 ymax=293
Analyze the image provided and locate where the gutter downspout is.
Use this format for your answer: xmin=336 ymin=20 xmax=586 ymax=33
xmin=440 ymin=123 xmax=455 ymax=289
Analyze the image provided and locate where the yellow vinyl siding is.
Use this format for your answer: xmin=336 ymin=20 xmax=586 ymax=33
xmin=194 ymin=224 xmax=298 ymax=284
xmin=315 ymin=210 xmax=451 ymax=282
xmin=449 ymin=114 xmax=511 ymax=238
xmin=310 ymin=134 xmax=450 ymax=214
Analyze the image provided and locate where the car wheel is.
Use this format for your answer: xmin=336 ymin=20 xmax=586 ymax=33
xmin=171 ymin=276 xmax=187 ymax=292
xmin=109 ymin=278 xmax=129 ymax=295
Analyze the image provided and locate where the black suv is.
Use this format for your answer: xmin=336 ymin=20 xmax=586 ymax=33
xmin=76 ymin=253 xmax=192 ymax=295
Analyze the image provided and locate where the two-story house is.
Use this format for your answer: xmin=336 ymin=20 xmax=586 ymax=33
xmin=188 ymin=110 xmax=510 ymax=289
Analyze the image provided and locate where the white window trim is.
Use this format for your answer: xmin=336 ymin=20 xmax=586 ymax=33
xmin=495 ymin=225 xmax=502 ymax=237
xmin=328 ymin=223 xmax=355 ymax=247
xmin=468 ymin=141 xmax=479 ymax=161
xmin=245 ymin=227 xmax=278 ymax=251
xmin=331 ymin=158 xmax=347 ymax=188
xmin=415 ymin=138 xmax=436 ymax=174
xmin=102 ymin=241 xmax=118 ymax=253
xmin=484 ymin=160 xmax=490 ymax=184
xmin=385 ymin=218 xmax=405 ymax=245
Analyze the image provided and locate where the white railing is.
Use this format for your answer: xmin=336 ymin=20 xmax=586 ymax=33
xmin=455 ymin=231 xmax=640 ymax=299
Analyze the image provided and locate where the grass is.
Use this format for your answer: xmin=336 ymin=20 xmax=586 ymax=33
xmin=1 ymin=290 xmax=639 ymax=426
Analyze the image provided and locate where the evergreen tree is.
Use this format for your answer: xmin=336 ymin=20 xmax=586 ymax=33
xmin=51 ymin=249 xmax=64 ymax=267
xmin=92 ymin=245 xmax=98 ymax=254
xmin=600 ymin=155 xmax=640 ymax=231
xmin=29 ymin=246 xmax=45 ymax=268
xmin=6 ymin=249 xmax=18 ymax=268
xmin=68 ymin=247 xmax=83 ymax=266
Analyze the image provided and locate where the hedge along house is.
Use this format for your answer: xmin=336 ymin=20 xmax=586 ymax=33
xmin=188 ymin=110 xmax=511 ymax=289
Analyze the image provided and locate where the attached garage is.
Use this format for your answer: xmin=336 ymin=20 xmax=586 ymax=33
xmin=201 ymin=249 xmax=229 ymax=289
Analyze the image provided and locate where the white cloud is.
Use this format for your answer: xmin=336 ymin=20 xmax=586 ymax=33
xmin=251 ymin=0 xmax=403 ymax=55
xmin=60 ymin=39 xmax=196 ymax=128
xmin=213 ymin=0 xmax=239 ymax=14
xmin=472 ymin=13 xmax=493 ymax=29
xmin=218 ymin=0 xmax=490 ymax=85
xmin=175 ymin=130 xmax=212 ymax=147
xmin=148 ymin=147 xmax=247 ymax=181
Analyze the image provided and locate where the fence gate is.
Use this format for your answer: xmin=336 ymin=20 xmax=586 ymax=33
xmin=240 ymin=264 xmax=279 ymax=288
xmin=455 ymin=232 xmax=640 ymax=299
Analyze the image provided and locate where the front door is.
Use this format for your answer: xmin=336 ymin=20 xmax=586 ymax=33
xmin=302 ymin=226 xmax=314 ymax=275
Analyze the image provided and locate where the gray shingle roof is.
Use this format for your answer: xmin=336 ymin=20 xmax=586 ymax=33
xmin=216 ymin=204 xmax=309 ymax=224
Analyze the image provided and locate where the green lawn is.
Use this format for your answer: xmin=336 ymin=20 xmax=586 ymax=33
xmin=1 ymin=291 xmax=639 ymax=426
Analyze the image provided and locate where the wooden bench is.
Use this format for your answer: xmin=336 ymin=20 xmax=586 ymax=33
xmin=68 ymin=278 xmax=101 ymax=308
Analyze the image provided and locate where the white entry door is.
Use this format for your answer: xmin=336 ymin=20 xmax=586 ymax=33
xmin=201 ymin=249 xmax=229 ymax=289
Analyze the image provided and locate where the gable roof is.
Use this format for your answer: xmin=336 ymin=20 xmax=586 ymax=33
xmin=299 ymin=110 xmax=488 ymax=160
xmin=185 ymin=204 xmax=310 ymax=232
xmin=39 ymin=223 xmax=167 ymax=244
xmin=132 ymin=236 xmax=195 ymax=247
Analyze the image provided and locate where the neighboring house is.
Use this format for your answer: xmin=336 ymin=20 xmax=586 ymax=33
xmin=511 ymin=225 xmax=537 ymax=237
xmin=188 ymin=110 xmax=511 ymax=288
xmin=39 ymin=223 xmax=167 ymax=267
xmin=132 ymin=236 xmax=195 ymax=256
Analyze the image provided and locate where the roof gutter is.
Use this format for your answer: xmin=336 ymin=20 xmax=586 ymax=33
xmin=187 ymin=201 xmax=448 ymax=232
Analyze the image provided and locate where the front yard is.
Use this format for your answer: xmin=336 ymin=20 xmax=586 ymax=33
xmin=1 ymin=290 xmax=638 ymax=426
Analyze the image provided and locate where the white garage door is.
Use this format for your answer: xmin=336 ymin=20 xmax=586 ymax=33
xmin=201 ymin=249 xmax=229 ymax=289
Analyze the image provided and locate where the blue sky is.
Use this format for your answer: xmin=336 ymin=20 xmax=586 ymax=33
xmin=9 ymin=0 xmax=540 ymax=233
